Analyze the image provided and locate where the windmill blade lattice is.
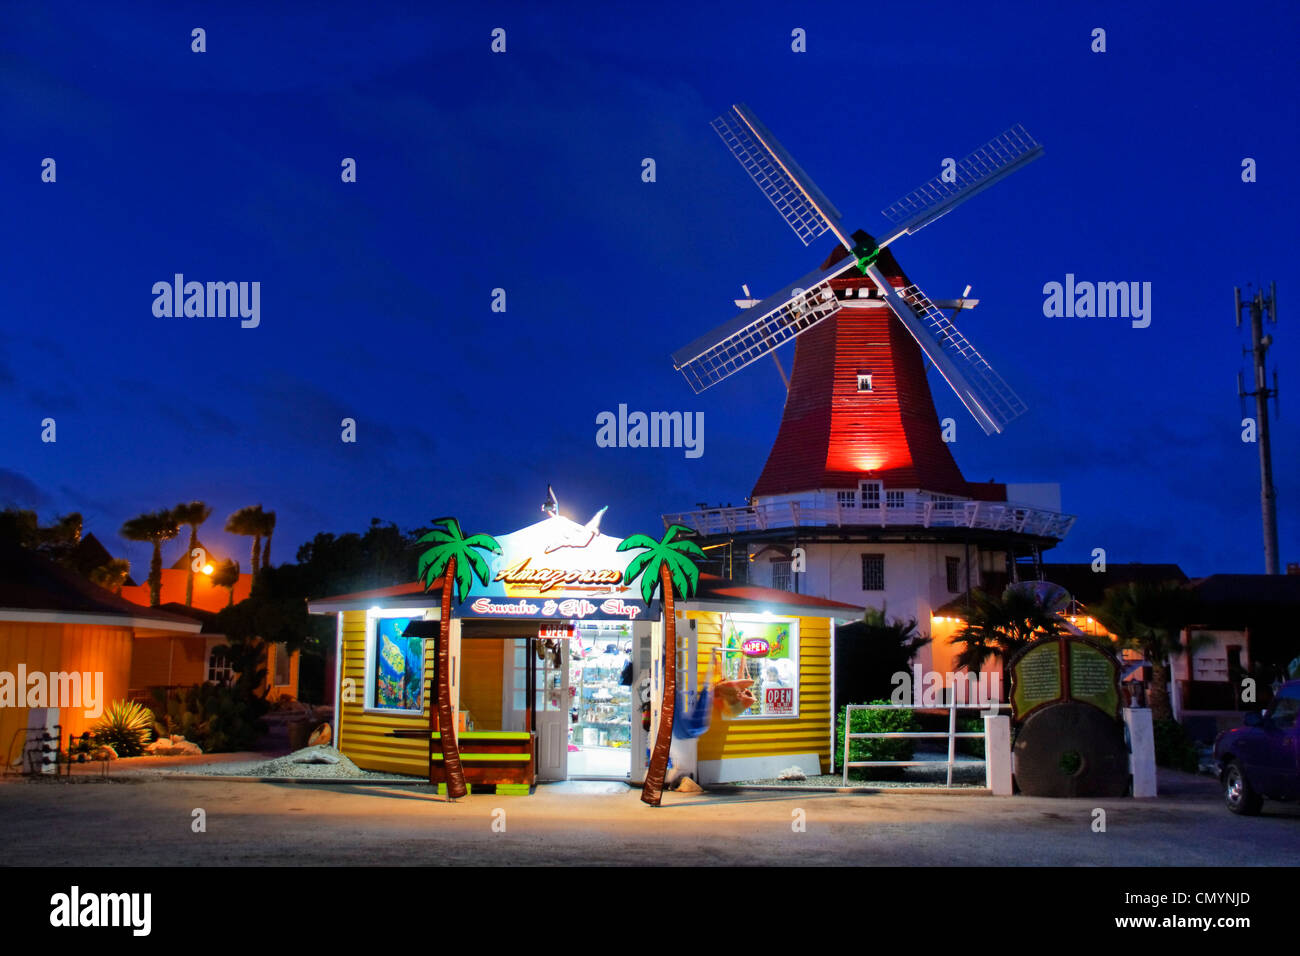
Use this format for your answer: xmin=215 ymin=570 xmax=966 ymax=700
xmin=880 ymin=125 xmax=1043 ymax=240
xmin=861 ymin=263 xmax=1027 ymax=434
xmin=672 ymin=260 xmax=855 ymax=393
xmin=712 ymin=104 xmax=848 ymax=249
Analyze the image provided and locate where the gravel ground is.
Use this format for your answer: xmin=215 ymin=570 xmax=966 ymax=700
xmin=159 ymin=745 xmax=420 ymax=781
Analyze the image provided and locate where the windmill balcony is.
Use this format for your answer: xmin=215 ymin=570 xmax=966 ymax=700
xmin=664 ymin=494 xmax=1076 ymax=540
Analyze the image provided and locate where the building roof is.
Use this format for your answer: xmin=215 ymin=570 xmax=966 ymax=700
xmin=932 ymin=563 xmax=1189 ymax=619
xmin=1037 ymin=563 xmax=1188 ymax=605
xmin=307 ymin=575 xmax=862 ymax=619
xmin=0 ymin=544 xmax=203 ymax=632
xmin=1188 ymin=573 xmax=1300 ymax=606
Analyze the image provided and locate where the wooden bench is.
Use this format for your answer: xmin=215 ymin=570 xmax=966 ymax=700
xmin=429 ymin=730 xmax=535 ymax=795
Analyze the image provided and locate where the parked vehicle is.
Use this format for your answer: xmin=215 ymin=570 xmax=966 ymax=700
xmin=1213 ymin=679 xmax=1300 ymax=815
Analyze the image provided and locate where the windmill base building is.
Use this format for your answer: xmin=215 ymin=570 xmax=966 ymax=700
xmin=665 ymin=247 xmax=1076 ymax=679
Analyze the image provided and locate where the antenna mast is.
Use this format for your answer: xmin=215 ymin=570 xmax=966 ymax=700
xmin=1236 ymin=282 xmax=1280 ymax=574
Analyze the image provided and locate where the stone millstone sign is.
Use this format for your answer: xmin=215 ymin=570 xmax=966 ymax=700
xmin=1008 ymin=636 xmax=1128 ymax=798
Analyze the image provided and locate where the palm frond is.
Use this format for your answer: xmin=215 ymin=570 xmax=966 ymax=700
xmin=617 ymin=533 xmax=660 ymax=553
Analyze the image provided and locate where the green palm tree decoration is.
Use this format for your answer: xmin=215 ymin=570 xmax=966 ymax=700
xmin=416 ymin=518 xmax=502 ymax=800
xmin=617 ymin=524 xmax=705 ymax=807
xmin=225 ymin=505 xmax=265 ymax=579
xmin=120 ymin=509 xmax=180 ymax=607
xmin=172 ymin=501 xmax=212 ymax=607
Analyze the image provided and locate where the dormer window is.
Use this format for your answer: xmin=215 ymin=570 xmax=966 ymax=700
xmin=857 ymin=372 xmax=873 ymax=392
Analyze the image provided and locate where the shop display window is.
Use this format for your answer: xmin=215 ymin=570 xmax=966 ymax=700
xmin=369 ymin=615 xmax=424 ymax=712
xmin=719 ymin=615 xmax=799 ymax=718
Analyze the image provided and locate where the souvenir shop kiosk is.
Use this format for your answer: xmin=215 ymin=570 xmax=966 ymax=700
xmin=308 ymin=509 xmax=862 ymax=790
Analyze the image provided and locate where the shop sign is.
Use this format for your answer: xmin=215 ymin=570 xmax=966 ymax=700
xmin=764 ymin=687 xmax=794 ymax=715
xmin=458 ymin=514 xmax=656 ymax=621
xmin=741 ymin=638 xmax=770 ymax=657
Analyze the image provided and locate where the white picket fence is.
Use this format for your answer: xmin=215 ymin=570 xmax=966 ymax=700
xmin=840 ymin=700 xmax=1011 ymax=787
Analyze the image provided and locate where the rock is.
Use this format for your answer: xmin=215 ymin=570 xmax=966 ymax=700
xmin=777 ymin=766 xmax=806 ymax=781
xmin=307 ymin=722 xmax=332 ymax=747
xmin=675 ymin=776 xmax=704 ymax=793
xmin=292 ymin=746 xmax=339 ymax=765
xmin=89 ymin=744 xmax=117 ymax=760
xmin=146 ymin=737 xmax=203 ymax=756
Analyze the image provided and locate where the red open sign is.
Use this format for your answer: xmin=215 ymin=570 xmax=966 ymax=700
xmin=765 ymin=687 xmax=794 ymax=715
xmin=741 ymin=638 xmax=769 ymax=657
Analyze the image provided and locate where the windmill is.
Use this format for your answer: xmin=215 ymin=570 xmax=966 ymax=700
xmin=672 ymin=104 xmax=1042 ymax=435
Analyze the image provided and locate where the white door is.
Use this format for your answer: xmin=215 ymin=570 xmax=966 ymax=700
xmin=534 ymin=638 xmax=569 ymax=781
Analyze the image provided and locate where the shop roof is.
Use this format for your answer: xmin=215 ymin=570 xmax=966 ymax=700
xmin=0 ymin=544 xmax=204 ymax=632
xmin=308 ymin=574 xmax=862 ymax=620
xmin=683 ymin=575 xmax=863 ymax=618
xmin=308 ymin=579 xmax=439 ymax=613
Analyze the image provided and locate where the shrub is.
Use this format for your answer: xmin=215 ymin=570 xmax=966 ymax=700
xmin=154 ymin=683 xmax=268 ymax=753
xmin=835 ymin=700 xmax=918 ymax=780
xmin=1153 ymin=718 xmax=1199 ymax=772
xmin=91 ymin=700 xmax=154 ymax=757
xmin=957 ymin=716 xmax=986 ymax=758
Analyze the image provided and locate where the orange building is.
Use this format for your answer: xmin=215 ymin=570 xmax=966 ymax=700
xmin=0 ymin=545 xmax=202 ymax=765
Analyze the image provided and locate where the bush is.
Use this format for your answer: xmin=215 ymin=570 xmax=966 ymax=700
xmin=1153 ymin=718 xmax=1199 ymax=772
xmin=835 ymin=701 xmax=918 ymax=780
xmin=154 ymin=683 xmax=269 ymax=753
xmin=957 ymin=716 xmax=986 ymax=758
xmin=91 ymin=700 xmax=154 ymax=757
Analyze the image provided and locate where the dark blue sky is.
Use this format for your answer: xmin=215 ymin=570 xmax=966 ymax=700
xmin=2 ymin=1 xmax=1297 ymax=580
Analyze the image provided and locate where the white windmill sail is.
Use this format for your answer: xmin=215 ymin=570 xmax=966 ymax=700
xmin=712 ymin=104 xmax=854 ymax=251
xmin=879 ymin=125 xmax=1043 ymax=244
xmin=672 ymin=260 xmax=857 ymax=393
xmin=680 ymin=104 xmax=1040 ymax=427
xmin=861 ymin=263 xmax=1026 ymax=434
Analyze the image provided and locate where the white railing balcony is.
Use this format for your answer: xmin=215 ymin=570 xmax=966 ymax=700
xmin=663 ymin=494 xmax=1076 ymax=540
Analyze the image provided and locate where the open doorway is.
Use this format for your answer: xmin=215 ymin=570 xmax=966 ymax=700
xmin=567 ymin=622 xmax=634 ymax=779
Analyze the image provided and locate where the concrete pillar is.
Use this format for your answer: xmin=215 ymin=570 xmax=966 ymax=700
xmin=983 ymin=714 xmax=1012 ymax=795
xmin=1125 ymin=707 xmax=1157 ymax=798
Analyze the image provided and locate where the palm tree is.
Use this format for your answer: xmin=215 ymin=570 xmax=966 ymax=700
xmin=953 ymin=584 xmax=1068 ymax=680
xmin=617 ymin=524 xmax=706 ymax=807
xmin=120 ymin=509 xmax=180 ymax=606
xmin=260 ymin=509 xmax=276 ymax=574
xmin=211 ymin=559 xmax=241 ymax=607
xmin=416 ymin=518 xmax=502 ymax=800
xmin=90 ymin=558 xmax=132 ymax=595
xmin=172 ymin=501 xmax=212 ymax=607
xmin=225 ymin=505 xmax=265 ymax=579
xmin=1094 ymin=581 xmax=1202 ymax=721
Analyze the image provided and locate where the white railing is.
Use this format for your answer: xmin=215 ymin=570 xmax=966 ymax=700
xmin=840 ymin=701 xmax=1011 ymax=787
xmin=664 ymin=497 xmax=1075 ymax=539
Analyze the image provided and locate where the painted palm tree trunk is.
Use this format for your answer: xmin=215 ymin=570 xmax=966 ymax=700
xmin=438 ymin=555 xmax=468 ymax=799
xmin=642 ymin=561 xmax=677 ymax=807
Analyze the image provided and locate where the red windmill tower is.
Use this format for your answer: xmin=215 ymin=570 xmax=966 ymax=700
xmin=665 ymin=105 xmax=1075 ymax=674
